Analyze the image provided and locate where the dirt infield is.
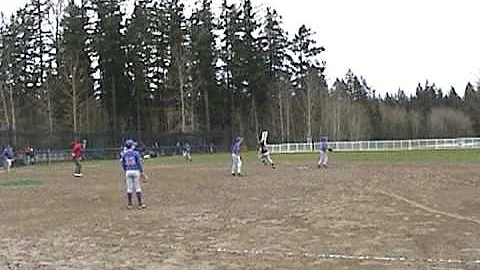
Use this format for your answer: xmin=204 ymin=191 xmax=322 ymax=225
xmin=1 ymin=157 xmax=480 ymax=269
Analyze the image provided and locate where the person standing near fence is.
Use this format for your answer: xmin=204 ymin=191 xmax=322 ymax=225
xmin=23 ymin=146 xmax=31 ymax=165
xmin=3 ymin=145 xmax=15 ymax=172
xmin=71 ymin=140 xmax=85 ymax=177
xmin=231 ymin=137 xmax=243 ymax=176
xmin=183 ymin=143 xmax=192 ymax=162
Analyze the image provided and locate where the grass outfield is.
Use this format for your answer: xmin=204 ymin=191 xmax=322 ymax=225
xmin=143 ymin=149 xmax=480 ymax=164
xmin=0 ymin=178 xmax=44 ymax=187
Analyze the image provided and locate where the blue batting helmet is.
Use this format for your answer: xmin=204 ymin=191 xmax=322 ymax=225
xmin=125 ymin=139 xmax=137 ymax=149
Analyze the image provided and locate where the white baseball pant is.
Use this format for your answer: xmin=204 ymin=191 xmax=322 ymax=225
xmin=231 ymin=154 xmax=242 ymax=174
xmin=126 ymin=170 xmax=142 ymax=193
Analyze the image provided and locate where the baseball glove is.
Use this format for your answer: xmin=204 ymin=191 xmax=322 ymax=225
xmin=328 ymin=148 xmax=333 ymax=152
xmin=141 ymin=173 xmax=149 ymax=183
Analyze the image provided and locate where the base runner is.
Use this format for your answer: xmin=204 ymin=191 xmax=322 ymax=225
xmin=258 ymin=141 xmax=276 ymax=169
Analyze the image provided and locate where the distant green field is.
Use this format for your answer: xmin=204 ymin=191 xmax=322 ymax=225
xmin=145 ymin=149 xmax=480 ymax=164
xmin=0 ymin=179 xmax=44 ymax=187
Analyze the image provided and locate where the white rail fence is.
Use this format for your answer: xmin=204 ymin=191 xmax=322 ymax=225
xmin=269 ymin=137 xmax=480 ymax=154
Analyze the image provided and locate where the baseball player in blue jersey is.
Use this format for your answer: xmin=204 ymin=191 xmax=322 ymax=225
xmin=318 ymin=138 xmax=331 ymax=168
xmin=2 ymin=145 xmax=15 ymax=172
xmin=231 ymin=137 xmax=243 ymax=176
xmin=182 ymin=143 xmax=192 ymax=162
xmin=120 ymin=140 xmax=147 ymax=209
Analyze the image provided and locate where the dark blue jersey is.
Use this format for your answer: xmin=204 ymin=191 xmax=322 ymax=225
xmin=232 ymin=142 xmax=241 ymax=155
xmin=320 ymin=141 xmax=328 ymax=152
xmin=2 ymin=147 xmax=14 ymax=159
xmin=121 ymin=150 xmax=143 ymax=172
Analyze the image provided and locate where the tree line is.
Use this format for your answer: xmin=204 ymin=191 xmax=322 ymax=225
xmin=0 ymin=0 xmax=478 ymax=148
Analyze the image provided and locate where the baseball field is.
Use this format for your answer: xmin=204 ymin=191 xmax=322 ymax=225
xmin=1 ymin=150 xmax=480 ymax=270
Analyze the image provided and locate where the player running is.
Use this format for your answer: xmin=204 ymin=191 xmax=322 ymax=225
xmin=120 ymin=139 xmax=147 ymax=209
xmin=231 ymin=137 xmax=243 ymax=176
xmin=258 ymin=140 xmax=276 ymax=169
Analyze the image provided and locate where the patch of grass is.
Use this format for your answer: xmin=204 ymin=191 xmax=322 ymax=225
xmin=274 ymin=149 xmax=480 ymax=163
xmin=149 ymin=153 xmax=233 ymax=164
xmin=0 ymin=179 xmax=44 ymax=187
xmin=145 ymin=149 xmax=480 ymax=164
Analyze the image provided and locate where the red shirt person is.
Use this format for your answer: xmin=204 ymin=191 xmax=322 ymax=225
xmin=71 ymin=141 xmax=84 ymax=177
xmin=71 ymin=142 xmax=83 ymax=159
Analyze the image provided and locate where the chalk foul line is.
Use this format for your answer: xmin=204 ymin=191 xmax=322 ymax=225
xmin=207 ymin=247 xmax=480 ymax=265
xmin=377 ymin=190 xmax=480 ymax=226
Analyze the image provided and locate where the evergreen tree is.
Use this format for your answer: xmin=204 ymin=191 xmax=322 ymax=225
xmin=57 ymin=0 xmax=92 ymax=134
xmin=91 ymin=0 xmax=128 ymax=143
xmin=0 ymin=14 xmax=14 ymax=137
xmin=464 ymin=82 xmax=480 ymax=133
xmin=237 ymin=0 xmax=266 ymax=139
xmin=260 ymin=8 xmax=291 ymax=141
xmin=4 ymin=8 xmax=35 ymax=144
xmin=413 ymin=81 xmax=435 ymax=138
xmin=166 ymin=0 xmax=190 ymax=133
xmin=125 ymin=0 xmax=158 ymax=139
xmin=190 ymin=0 xmax=218 ymax=134
xmin=26 ymin=0 xmax=56 ymax=132
xmin=395 ymin=89 xmax=409 ymax=106
xmin=290 ymin=24 xmax=326 ymax=142
xmin=344 ymin=69 xmax=368 ymax=100
xmin=218 ymin=0 xmax=241 ymax=138
xmin=445 ymin=86 xmax=461 ymax=109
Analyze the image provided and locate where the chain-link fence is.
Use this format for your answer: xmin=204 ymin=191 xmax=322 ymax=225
xmin=4 ymin=143 xmax=226 ymax=168
xmin=0 ymin=130 xmax=235 ymax=167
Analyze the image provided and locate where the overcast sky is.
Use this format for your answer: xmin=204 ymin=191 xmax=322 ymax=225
xmin=3 ymin=0 xmax=480 ymax=96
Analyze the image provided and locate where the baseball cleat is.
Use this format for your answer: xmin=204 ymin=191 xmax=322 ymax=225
xmin=73 ymin=173 xmax=83 ymax=177
xmin=138 ymin=203 xmax=147 ymax=209
xmin=127 ymin=204 xmax=134 ymax=210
